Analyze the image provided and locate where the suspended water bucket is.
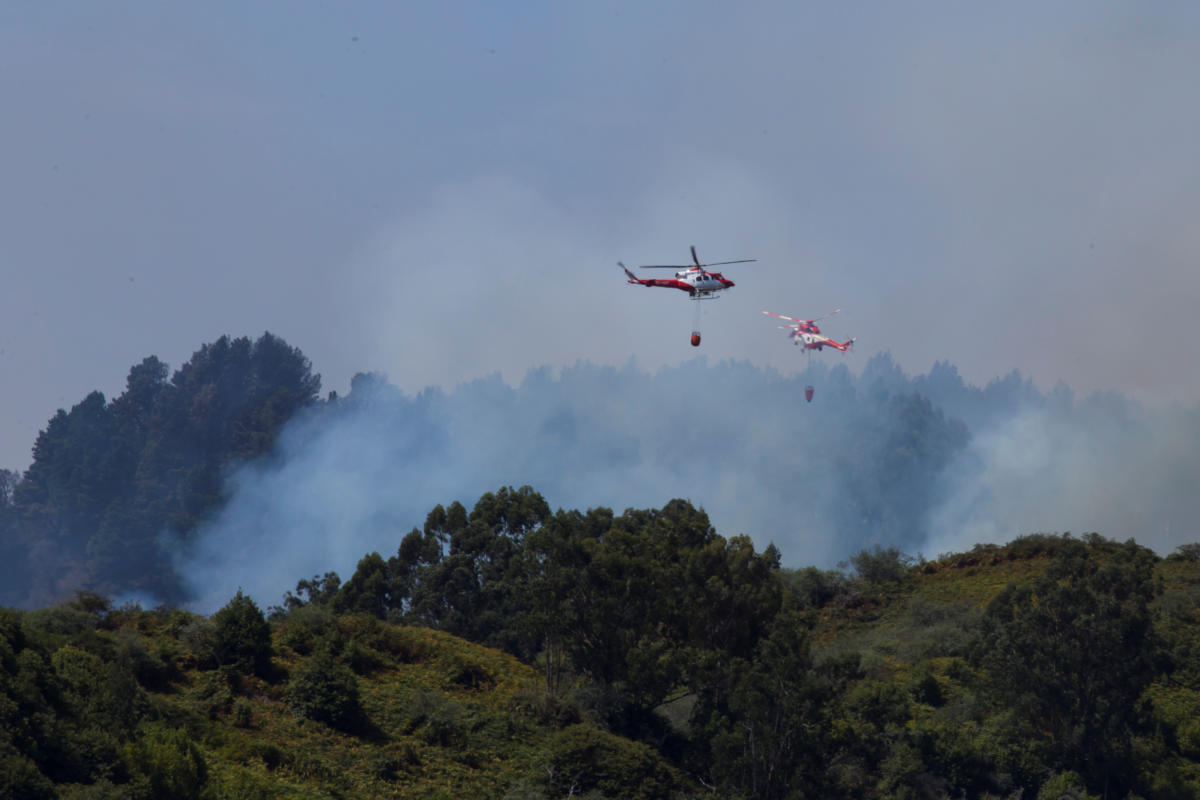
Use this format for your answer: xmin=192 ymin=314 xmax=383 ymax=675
xmin=690 ymin=331 xmax=701 ymax=347
xmin=804 ymin=385 xmax=814 ymax=403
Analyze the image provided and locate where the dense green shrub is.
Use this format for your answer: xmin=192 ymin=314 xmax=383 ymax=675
xmin=542 ymin=724 xmax=678 ymax=800
xmin=232 ymin=698 xmax=254 ymax=729
xmin=781 ymin=565 xmax=847 ymax=607
xmin=211 ymin=590 xmax=272 ymax=677
xmin=275 ymin=602 xmax=339 ymax=656
xmin=1036 ymin=770 xmax=1096 ymax=800
xmin=0 ymin=751 xmax=55 ymax=800
xmin=123 ymin=723 xmax=210 ymax=800
xmin=421 ymin=697 xmax=467 ymax=748
xmin=284 ymin=648 xmax=362 ymax=732
xmin=846 ymin=546 xmax=915 ymax=584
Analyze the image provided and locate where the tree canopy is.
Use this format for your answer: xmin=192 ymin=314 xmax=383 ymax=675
xmin=0 ymin=333 xmax=319 ymax=607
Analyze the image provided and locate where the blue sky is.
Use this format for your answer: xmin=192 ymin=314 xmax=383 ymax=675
xmin=4 ymin=2 xmax=1200 ymax=470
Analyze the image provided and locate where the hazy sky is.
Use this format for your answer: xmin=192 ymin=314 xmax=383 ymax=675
xmin=4 ymin=2 xmax=1200 ymax=471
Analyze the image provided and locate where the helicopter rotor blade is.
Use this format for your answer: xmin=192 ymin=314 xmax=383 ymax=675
xmin=764 ymin=310 xmax=803 ymax=323
xmin=691 ymin=245 xmax=700 ymax=267
xmin=698 ymin=258 xmax=756 ymax=267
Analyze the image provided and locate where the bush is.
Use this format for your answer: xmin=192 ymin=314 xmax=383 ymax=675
xmin=846 ymin=546 xmax=914 ymax=584
xmin=444 ymin=653 xmax=493 ymax=689
xmin=285 ymin=648 xmax=362 ymax=732
xmin=57 ymin=778 xmax=130 ymax=799
xmin=1036 ymin=771 xmax=1096 ymax=800
xmin=275 ymin=603 xmax=339 ymax=656
xmin=215 ymin=769 xmax=274 ymax=800
xmin=1174 ymin=542 xmax=1200 ymax=562
xmin=232 ymin=699 xmax=254 ymax=729
xmin=422 ymin=697 xmax=467 ymax=748
xmin=52 ymin=644 xmax=145 ymax=731
xmin=123 ymin=723 xmax=210 ymax=800
xmin=342 ymin=639 xmax=385 ymax=675
xmin=246 ymin=742 xmax=288 ymax=771
xmin=25 ymin=607 xmax=99 ymax=638
xmin=367 ymin=751 xmax=403 ymax=782
xmin=907 ymin=663 xmax=943 ymax=707
xmin=376 ymin=625 xmax=429 ymax=663
xmin=511 ymin=685 xmax=583 ymax=728
xmin=178 ymin=618 xmax=216 ymax=667
xmin=542 ymin=724 xmax=677 ymax=800
xmin=899 ymin=598 xmax=979 ymax=660
xmin=116 ymin=632 xmax=170 ymax=689
xmin=211 ymin=590 xmax=272 ymax=677
xmin=0 ymin=752 xmax=55 ymax=800
xmin=782 ymin=566 xmax=847 ymax=608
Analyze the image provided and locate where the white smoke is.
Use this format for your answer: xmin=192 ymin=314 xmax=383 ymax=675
xmin=174 ymin=355 xmax=1200 ymax=614
xmin=921 ymin=393 xmax=1200 ymax=559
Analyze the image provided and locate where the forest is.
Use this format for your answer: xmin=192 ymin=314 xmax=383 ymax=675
xmin=2 ymin=333 xmax=1200 ymax=798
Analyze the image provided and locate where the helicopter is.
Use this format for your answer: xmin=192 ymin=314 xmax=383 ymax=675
xmin=618 ymin=245 xmax=754 ymax=298
xmin=762 ymin=309 xmax=855 ymax=352
xmin=763 ymin=309 xmax=856 ymax=402
xmin=619 ymin=245 xmax=755 ymax=346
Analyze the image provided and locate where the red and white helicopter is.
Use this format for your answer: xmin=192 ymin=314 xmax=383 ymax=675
xmin=619 ymin=245 xmax=755 ymax=346
xmin=763 ymin=309 xmax=856 ymax=402
xmin=619 ymin=245 xmax=754 ymax=298
xmin=763 ymin=309 xmax=856 ymax=352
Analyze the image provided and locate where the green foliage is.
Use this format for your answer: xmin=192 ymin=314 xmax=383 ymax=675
xmin=123 ymin=722 xmax=210 ymax=800
xmin=420 ymin=695 xmax=467 ymax=748
xmin=334 ymin=552 xmax=392 ymax=618
xmin=780 ymin=565 xmax=848 ymax=607
xmin=177 ymin=617 xmax=216 ymax=667
xmin=193 ymin=669 xmax=237 ymax=719
xmin=1036 ymin=770 xmax=1097 ymax=800
xmin=275 ymin=601 xmax=339 ymax=655
xmin=213 ymin=769 xmax=275 ymax=800
xmin=1004 ymin=532 xmax=1082 ymax=561
xmin=52 ymin=644 xmax=144 ymax=732
xmin=0 ymin=615 xmax=61 ymax=782
xmin=7 ymin=488 xmax=1200 ymax=798
xmin=974 ymin=537 xmax=1162 ymax=796
xmin=277 ymin=571 xmax=342 ymax=615
xmin=115 ymin=631 xmax=171 ymax=689
xmin=542 ymin=723 xmax=679 ymax=800
xmin=341 ymin=637 xmax=386 ymax=675
xmin=0 ymin=750 xmax=55 ymax=800
xmin=6 ymin=334 xmax=320 ymax=606
xmin=1173 ymin=542 xmax=1200 ymax=562
xmin=285 ymin=647 xmax=363 ymax=732
xmin=847 ymin=545 xmax=915 ymax=584
xmin=906 ymin=662 xmax=943 ymax=707
xmin=694 ymin=609 xmax=830 ymax=799
xmin=510 ymin=684 xmax=585 ymax=728
xmin=231 ymin=698 xmax=254 ymax=729
xmin=210 ymin=590 xmax=272 ymax=677
xmin=896 ymin=597 xmax=980 ymax=660
xmin=25 ymin=606 xmax=99 ymax=639
xmin=443 ymin=651 xmax=494 ymax=690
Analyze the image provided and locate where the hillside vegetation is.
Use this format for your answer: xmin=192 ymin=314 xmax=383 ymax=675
xmin=4 ymin=510 xmax=1200 ymax=799
xmin=1 ymin=592 xmax=690 ymax=799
